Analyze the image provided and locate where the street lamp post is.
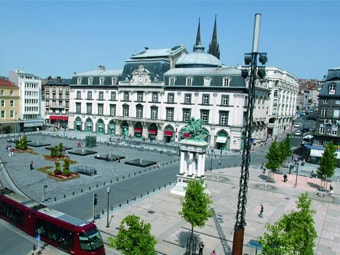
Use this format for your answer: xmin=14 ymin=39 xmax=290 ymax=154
xmin=42 ymin=185 xmax=48 ymax=202
xmin=232 ymin=13 xmax=268 ymax=255
xmin=106 ymin=187 xmax=111 ymax=227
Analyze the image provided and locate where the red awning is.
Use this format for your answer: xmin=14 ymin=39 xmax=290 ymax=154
xmin=50 ymin=115 xmax=68 ymax=121
xmin=164 ymin=130 xmax=173 ymax=136
xmin=134 ymin=128 xmax=142 ymax=133
xmin=148 ymin=129 xmax=157 ymax=135
xmin=183 ymin=133 xmax=191 ymax=138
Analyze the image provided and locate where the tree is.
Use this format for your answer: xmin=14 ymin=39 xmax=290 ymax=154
xmin=265 ymin=140 xmax=281 ymax=173
xmin=317 ymin=140 xmax=337 ymax=188
xmin=178 ymin=178 xmax=212 ymax=238
xmin=108 ymin=214 xmax=157 ymax=255
xmin=283 ymin=134 xmax=292 ymax=160
xmin=259 ymin=192 xmax=317 ymax=255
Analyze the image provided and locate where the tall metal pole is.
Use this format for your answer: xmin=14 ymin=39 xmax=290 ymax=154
xmin=232 ymin=13 xmax=263 ymax=255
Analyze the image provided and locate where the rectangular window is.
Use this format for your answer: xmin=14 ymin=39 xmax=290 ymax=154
xmin=186 ymin=77 xmax=193 ymax=86
xmin=151 ymin=107 xmax=158 ymax=119
xmin=1 ymin=110 xmax=5 ymax=118
xmin=0 ymin=90 xmax=3 ymax=96
xmin=329 ymin=83 xmax=336 ymax=94
xmin=200 ymin=110 xmax=209 ymax=124
xmin=184 ymin=93 xmax=191 ymax=104
xmin=321 ymin=108 xmax=327 ymax=117
xmin=167 ymin=93 xmax=174 ymax=103
xmin=87 ymin=91 xmax=92 ymax=100
xmin=202 ymin=94 xmax=209 ymax=105
xmin=98 ymin=91 xmax=104 ymax=100
xmin=0 ymin=100 xmax=4 ymax=107
xmin=331 ymin=125 xmax=338 ymax=136
xmin=99 ymin=77 xmax=104 ymax=85
xmin=76 ymin=103 xmax=81 ymax=113
xmin=110 ymin=104 xmax=116 ymax=116
xmin=76 ymin=91 xmax=81 ymax=99
xmin=111 ymin=78 xmax=116 ymax=85
xmin=219 ymin=111 xmax=229 ymax=126
xmin=273 ymin=90 xmax=278 ymax=97
xmin=10 ymin=110 xmax=14 ymax=118
xmin=86 ymin=103 xmax=92 ymax=115
xmin=111 ymin=91 xmax=116 ymax=101
xmin=123 ymin=105 xmax=129 ymax=117
xmin=10 ymin=90 xmax=13 ymax=96
xmin=166 ymin=108 xmax=174 ymax=121
xmin=98 ymin=104 xmax=104 ymax=115
xmin=333 ymin=109 xmax=340 ymax=118
xmin=323 ymin=99 xmax=328 ymax=104
xmin=335 ymin=100 xmax=340 ymax=105
xmin=136 ymin=106 xmax=143 ymax=119
xmin=183 ymin=109 xmax=191 ymax=122
xmin=221 ymin=95 xmax=229 ymax=105
xmin=77 ymin=78 xmax=81 ymax=85
xmin=88 ymin=77 xmax=93 ymax=85
xmin=137 ymin=92 xmax=144 ymax=102
xmin=124 ymin=92 xmax=130 ymax=101
xmin=169 ymin=77 xmax=176 ymax=86
xmin=223 ymin=78 xmax=230 ymax=87
xmin=319 ymin=125 xmax=325 ymax=134
xmin=152 ymin=92 xmax=158 ymax=103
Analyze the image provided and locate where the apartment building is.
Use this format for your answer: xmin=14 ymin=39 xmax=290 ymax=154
xmin=0 ymin=77 xmax=20 ymax=133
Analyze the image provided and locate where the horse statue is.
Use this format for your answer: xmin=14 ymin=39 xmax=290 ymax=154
xmin=182 ymin=117 xmax=208 ymax=140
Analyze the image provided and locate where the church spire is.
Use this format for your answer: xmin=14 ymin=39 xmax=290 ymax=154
xmin=193 ymin=18 xmax=205 ymax=52
xmin=208 ymin=14 xmax=220 ymax=59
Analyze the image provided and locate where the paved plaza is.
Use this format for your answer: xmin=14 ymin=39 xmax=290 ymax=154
xmin=0 ymin=130 xmax=339 ymax=255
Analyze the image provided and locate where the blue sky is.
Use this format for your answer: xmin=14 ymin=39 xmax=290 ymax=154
xmin=0 ymin=0 xmax=339 ymax=80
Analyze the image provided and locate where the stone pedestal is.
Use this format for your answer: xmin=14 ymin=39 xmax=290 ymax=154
xmin=171 ymin=139 xmax=208 ymax=196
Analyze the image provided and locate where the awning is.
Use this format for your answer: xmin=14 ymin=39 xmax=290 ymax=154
xmin=216 ymin=136 xmax=227 ymax=143
xmin=148 ymin=129 xmax=157 ymax=135
xmin=164 ymin=130 xmax=173 ymax=136
xmin=50 ymin=115 xmax=68 ymax=121
xmin=134 ymin=128 xmax=142 ymax=133
xmin=24 ymin=121 xmax=44 ymax=127
xmin=183 ymin=133 xmax=190 ymax=138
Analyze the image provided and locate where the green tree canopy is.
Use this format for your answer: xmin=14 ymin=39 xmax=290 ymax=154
xmin=178 ymin=178 xmax=213 ymax=237
xmin=259 ymin=193 xmax=317 ymax=255
xmin=265 ymin=140 xmax=282 ymax=172
xmin=108 ymin=214 xmax=157 ymax=255
xmin=317 ymin=140 xmax=337 ymax=180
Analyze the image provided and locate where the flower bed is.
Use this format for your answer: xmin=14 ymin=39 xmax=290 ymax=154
xmin=44 ymin=155 xmax=70 ymax=161
xmin=48 ymin=172 xmax=80 ymax=181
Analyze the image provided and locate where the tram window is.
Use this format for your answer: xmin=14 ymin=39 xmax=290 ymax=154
xmin=1 ymin=203 xmax=24 ymax=226
xmin=78 ymin=228 xmax=103 ymax=251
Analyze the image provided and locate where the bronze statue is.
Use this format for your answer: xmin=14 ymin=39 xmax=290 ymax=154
xmin=182 ymin=117 xmax=208 ymax=140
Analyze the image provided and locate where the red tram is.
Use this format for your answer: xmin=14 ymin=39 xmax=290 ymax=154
xmin=0 ymin=188 xmax=105 ymax=255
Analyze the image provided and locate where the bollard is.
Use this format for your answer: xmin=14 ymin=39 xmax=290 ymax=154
xmin=89 ymin=187 xmax=91 ymax=190
xmin=141 ymin=194 xmax=143 ymax=198
xmin=64 ymin=194 xmax=66 ymax=198
xmin=102 ymin=210 xmax=104 ymax=215
xmin=54 ymin=197 xmax=56 ymax=201
xmin=127 ymin=200 xmax=129 ymax=204
xmin=81 ymin=188 xmax=83 ymax=193
xmin=103 ymin=182 xmax=105 ymax=186
xmin=73 ymin=192 xmax=75 ymax=196
xmin=96 ymin=184 xmax=98 ymax=188
xmin=110 ymin=180 xmax=112 ymax=183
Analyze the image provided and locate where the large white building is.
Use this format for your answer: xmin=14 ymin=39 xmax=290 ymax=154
xmin=66 ymin=19 xmax=298 ymax=151
xmin=8 ymin=70 xmax=44 ymax=131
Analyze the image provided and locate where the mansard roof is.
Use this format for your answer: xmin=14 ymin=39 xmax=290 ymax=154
xmin=130 ymin=45 xmax=187 ymax=59
xmin=164 ymin=66 xmax=245 ymax=87
xmin=0 ymin=78 xmax=17 ymax=88
xmin=319 ymin=81 xmax=340 ymax=97
xmin=324 ymin=67 xmax=340 ymax=81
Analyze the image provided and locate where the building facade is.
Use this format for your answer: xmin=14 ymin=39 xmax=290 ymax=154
xmin=67 ymin=21 xmax=274 ymax=151
xmin=265 ymin=67 xmax=299 ymax=137
xmin=8 ymin=70 xmax=44 ymax=131
xmin=44 ymin=76 xmax=71 ymax=129
xmin=310 ymin=67 xmax=340 ymax=166
xmin=0 ymin=77 xmax=20 ymax=133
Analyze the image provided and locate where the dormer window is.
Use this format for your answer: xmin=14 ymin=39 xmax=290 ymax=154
xmin=204 ymin=77 xmax=211 ymax=86
xmin=99 ymin=77 xmax=105 ymax=85
xmin=77 ymin=78 xmax=81 ymax=85
xmin=169 ymin=77 xmax=176 ymax=86
xmin=88 ymin=77 xmax=93 ymax=85
xmin=111 ymin=77 xmax=116 ymax=85
xmin=329 ymin=83 xmax=336 ymax=94
xmin=223 ymin=77 xmax=230 ymax=87
xmin=186 ymin=77 xmax=193 ymax=86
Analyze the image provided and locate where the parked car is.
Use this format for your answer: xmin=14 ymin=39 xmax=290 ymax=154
xmin=294 ymin=123 xmax=300 ymax=128
xmin=294 ymin=130 xmax=302 ymax=136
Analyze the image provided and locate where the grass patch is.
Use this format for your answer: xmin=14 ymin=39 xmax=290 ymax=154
xmin=37 ymin=165 xmax=54 ymax=174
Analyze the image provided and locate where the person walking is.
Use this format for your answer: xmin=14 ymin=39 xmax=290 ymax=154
xmin=210 ymin=250 xmax=217 ymax=255
xmin=198 ymin=241 xmax=204 ymax=255
xmin=30 ymin=160 xmax=34 ymax=170
xmin=259 ymin=204 xmax=264 ymax=218
xmin=283 ymin=173 xmax=288 ymax=183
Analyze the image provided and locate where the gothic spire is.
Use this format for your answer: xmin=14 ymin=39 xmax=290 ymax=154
xmin=194 ymin=18 xmax=205 ymax=52
xmin=208 ymin=14 xmax=220 ymax=59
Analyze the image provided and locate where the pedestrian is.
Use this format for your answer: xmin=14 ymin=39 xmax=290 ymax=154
xmin=259 ymin=204 xmax=264 ymax=218
xmin=283 ymin=173 xmax=288 ymax=183
xmin=210 ymin=250 xmax=216 ymax=255
xmin=329 ymin=184 xmax=334 ymax=195
xmin=156 ymin=161 xmax=160 ymax=169
xmin=218 ymin=159 xmax=221 ymax=166
xmin=199 ymin=241 xmax=204 ymax=255
xmin=301 ymin=159 xmax=305 ymax=166
xmin=30 ymin=160 xmax=34 ymax=170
